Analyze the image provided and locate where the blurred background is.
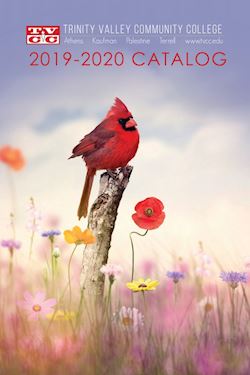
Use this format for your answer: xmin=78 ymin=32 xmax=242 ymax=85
xmin=0 ymin=0 xmax=249 ymax=270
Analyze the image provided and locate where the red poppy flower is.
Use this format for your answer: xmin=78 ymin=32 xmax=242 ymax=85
xmin=0 ymin=145 xmax=25 ymax=171
xmin=132 ymin=197 xmax=165 ymax=230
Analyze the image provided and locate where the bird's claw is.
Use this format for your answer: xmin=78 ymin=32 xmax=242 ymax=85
xmin=106 ymin=169 xmax=120 ymax=180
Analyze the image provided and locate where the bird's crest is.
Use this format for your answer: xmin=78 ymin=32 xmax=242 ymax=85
xmin=106 ymin=97 xmax=130 ymax=118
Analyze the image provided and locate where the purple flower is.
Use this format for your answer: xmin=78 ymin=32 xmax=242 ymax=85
xmin=220 ymin=271 xmax=248 ymax=289
xmin=41 ymin=230 xmax=61 ymax=238
xmin=167 ymin=271 xmax=185 ymax=283
xmin=1 ymin=239 xmax=21 ymax=250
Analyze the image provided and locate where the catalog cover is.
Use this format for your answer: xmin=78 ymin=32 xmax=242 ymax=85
xmin=0 ymin=1 xmax=249 ymax=374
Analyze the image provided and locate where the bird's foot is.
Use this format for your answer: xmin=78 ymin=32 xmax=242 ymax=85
xmin=106 ymin=166 xmax=133 ymax=181
xmin=106 ymin=169 xmax=120 ymax=180
xmin=121 ymin=165 xmax=133 ymax=178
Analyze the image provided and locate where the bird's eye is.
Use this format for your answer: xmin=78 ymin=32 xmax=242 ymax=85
xmin=118 ymin=118 xmax=127 ymax=126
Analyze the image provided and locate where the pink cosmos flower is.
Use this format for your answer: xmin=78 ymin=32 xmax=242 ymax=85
xmin=19 ymin=291 xmax=56 ymax=320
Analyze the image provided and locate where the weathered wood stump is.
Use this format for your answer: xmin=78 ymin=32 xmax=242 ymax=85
xmin=80 ymin=166 xmax=133 ymax=298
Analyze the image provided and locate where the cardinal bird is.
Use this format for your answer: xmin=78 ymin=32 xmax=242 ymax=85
xmin=69 ymin=98 xmax=140 ymax=220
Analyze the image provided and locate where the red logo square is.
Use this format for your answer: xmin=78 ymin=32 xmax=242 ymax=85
xmin=26 ymin=26 xmax=60 ymax=45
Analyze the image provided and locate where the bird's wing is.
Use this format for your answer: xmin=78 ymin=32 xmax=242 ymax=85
xmin=70 ymin=122 xmax=116 ymax=158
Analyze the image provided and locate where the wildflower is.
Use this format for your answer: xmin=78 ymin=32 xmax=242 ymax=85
xmin=46 ymin=310 xmax=75 ymax=321
xmin=26 ymin=198 xmax=42 ymax=232
xmin=100 ymin=263 xmax=123 ymax=283
xmin=52 ymin=247 xmax=61 ymax=258
xmin=1 ymin=239 xmax=21 ymax=250
xmin=116 ymin=306 xmax=144 ymax=332
xmin=220 ymin=271 xmax=248 ymax=289
xmin=198 ymin=297 xmax=217 ymax=314
xmin=19 ymin=291 xmax=56 ymax=320
xmin=41 ymin=229 xmax=61 ymax=239
xmin=132 ymin=197 xmax=165 ymax=230
xmin=0 ymin=145 xmax=25 ymax=171
xmin=42 ymin=231 xmax=61 ymax=286
xmin=65 ymin=227 xmax=95 ymax=306
xmin=167 ymin=271 xmax=185 ymax=283
xmin=196 ymin=266 xmax=212 ymax=277
xmin=1 ymin=239 xmax=21 ymax=274
xmin=195 ymin=242 xmax=213 ymax=277
xmin=126 ymin=278 xmax=159 ymax=292
xmin=27 ymin=198 xmax=42 ymax=259
xmin=64 ymin=226 xmax=95 ymax=245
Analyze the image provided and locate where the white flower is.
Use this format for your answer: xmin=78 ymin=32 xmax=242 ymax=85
xmin=117 ymin=306 xmax=144 ymax=332
xmin=194 ymin=297 xmax=218 ymax=335
xmin=196 ymin=266 xmax=212 ymax=277
xmin=100 ymin=263 xmax=123 ymax=279
xmin=52 ymin=247 xmax=61 ymax=258
xmin=26 ymin=199 xmax=42 ymax=232
xmin=194 ymin=245 xmax=213 ymax=277
xmin=200 ymin=254 xmax=212 ymax=265
xmin=198 ymin=297 xmax=217 ymax=315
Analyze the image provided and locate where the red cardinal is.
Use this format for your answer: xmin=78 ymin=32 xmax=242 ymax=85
xmin=69 ymin=98 xmax=140 ymax=219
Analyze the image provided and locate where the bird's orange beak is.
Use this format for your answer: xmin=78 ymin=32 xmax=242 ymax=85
xmin=126 ymin=118 xmax=137 ymax=129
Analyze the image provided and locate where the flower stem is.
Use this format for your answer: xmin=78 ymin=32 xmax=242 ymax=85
xmin=9 ymin=248 xmax=14 ymax=276
xmin=28 ymin=197 xmax=37 ymax=259
xmin=29 ymin=230 xmax=35 ymax=259
xmin=6 ymin=168 xmax=16 ymax=219
xmin=54 ymin=257 xmax=58 ymax=279
xmin=10 ymin=213 xmax=16 ymax=240
xmin=142 ymin=291 xmax=147 ymax=314
xmin=107 ymin=279 xmax=113 ymax=318
xmin=54 ymin=256 xmax=59 ymax=300
xmin=129 ymin=230 xmax=148 ymax=281
xmin=75 ymin=288 xmax=85 ymax=329
xmin=230 ymin=287 xmax=236 ymax=346
xmin=174 ymin=283 xmax=178 ymax=304
xmin=50 ymin=238 xmax=55 ymax=292
xmin=68 ymin=245 xmax=78 ymax=308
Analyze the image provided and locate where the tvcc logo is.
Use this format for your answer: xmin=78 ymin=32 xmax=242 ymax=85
xmin=26 ymin=26 xmax=60 ymax=45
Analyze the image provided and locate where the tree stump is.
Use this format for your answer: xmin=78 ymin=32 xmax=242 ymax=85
xmin=80 ymin=166 xmax=133 ymax=299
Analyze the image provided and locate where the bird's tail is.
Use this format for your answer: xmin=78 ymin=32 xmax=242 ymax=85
xmin=78 ymin=168 xmax=96 ymax=220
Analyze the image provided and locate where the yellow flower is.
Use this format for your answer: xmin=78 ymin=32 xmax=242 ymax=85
xmin=64 ymin=226 xmax=95 ymax=245
xmin=126 ymin=278 xmax=159 ymax=292
xmin=46 ymin=310 xmax=75 ymax=321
